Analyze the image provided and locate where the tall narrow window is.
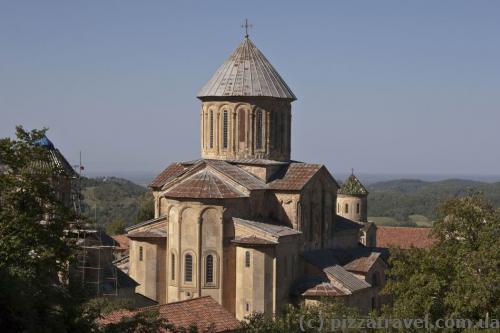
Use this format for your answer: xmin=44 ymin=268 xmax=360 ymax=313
xmin=255 ymin=110 xmax=263 ymax=149
xmin=223 ymin=110 xmax=228 ymax=149
xmin=245 ymin=251 xmax=251 ymax=267
xmin=356 ymin=203 xmax=360 ymax=214
xmin=344 ymin=203 xmax=349 ymax=214
xmin=139 ymin=246 xmax=143 ymax=261
xmin=238 ymin=110 xmax=246 ymax=143
xmin=184 ymin=254 xmax=193 ymax=282
xmin=337 ymin=203 xmax=340 ymax=213
xmin=171 ymin=254 xmax=176 ymax=281
xmin=206 ymin=255 xmax=214 ymax=284
xmin=209 ymin=111 xmax=214 ymax=149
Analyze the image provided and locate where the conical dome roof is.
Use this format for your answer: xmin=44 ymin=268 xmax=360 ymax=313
xmin=338 ymin=174 xmax=368 ymax=196
xmin=198 ymin=38 xmax=296 ymax=100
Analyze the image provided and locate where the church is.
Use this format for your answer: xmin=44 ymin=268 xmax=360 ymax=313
xmin=126 ymin=33 xmax=385 ymax=320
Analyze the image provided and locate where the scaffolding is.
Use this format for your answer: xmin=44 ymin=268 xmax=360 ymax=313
xmin=67 ymin=226 xmax=119 ymax=298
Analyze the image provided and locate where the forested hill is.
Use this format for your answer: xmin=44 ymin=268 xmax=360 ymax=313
xmin=79 ymin=177 xmax=153 ymax=232
xmin=77 ymin=176 xmax=500 ymax=231
xmin=367 ymin=179 xmax=500 ymax=226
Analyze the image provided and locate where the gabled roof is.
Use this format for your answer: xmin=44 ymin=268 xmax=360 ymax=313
xmin=233 ymin=218 xmax=301 ymax=240
xmin=149 ymin=162 xmax=189 ymax=189
xmin=31 ymin=135 xmax=77 ymax=178
xmin=268 ymin=163 xmax=332 ymax=191
xmin=164 ymin=168 xmax=247 ymax=199
xmin=101 ymin=296 xmax=240 ymax=332
xmin=377 ymin=226 xmax=435 ymax=249
xmin=231 ymin=235 xmax=278 ymax=247
xmin=205 ymin=159 xmax=266 ymax=190
xmin=127 ymin=228 xmax=167 ymax=239
xmin=338 ymin=174 xmax=368 ymax=196
xmin=198 ymin=37 xmax=296 ymax=100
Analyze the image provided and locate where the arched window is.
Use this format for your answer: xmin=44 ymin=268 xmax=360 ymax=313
xmin=356 ymin=203 xmax=360 ymax=214
xmin=222 ymin=110 xmax=228 ymax=149
xmin=245 ymin=251 xmax=251 ymax=267
xmin=255 ymin=110 xmax=263 ymax=149
xmin=344 ymin=203 xmax=349 ymax=214
xmin=171 ymin=254 xmax=176 ymax=281
xmin=238 ymin=109 xmax=246 ymax=143
xmin=184 ymin=254 xmax=193 ymax=282
xmin=205 ymin=255 xmax=214 ymax=284
xmin=209 ymin=111 xmax=214 ymax=148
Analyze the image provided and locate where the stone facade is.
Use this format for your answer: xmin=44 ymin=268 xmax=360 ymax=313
xmin=127 ymin=36 xmax=386 ymax=319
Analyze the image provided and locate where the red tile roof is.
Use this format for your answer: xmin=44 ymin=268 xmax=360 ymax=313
xmin=377 ymin=226 xmax=435 ymax=249
xmin=268 ymin=163 xmax=323 ymax=190
xmin=101 ymin=296 xmax=239 ymax=332
xmin=149 ymin=163 xmax=188 ymax=189
xmin=111 ymin=234 xmax=130 ymax=251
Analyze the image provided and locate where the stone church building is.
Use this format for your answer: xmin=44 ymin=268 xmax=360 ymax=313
xmin=127 ymin=36 xmax=386 ymax=319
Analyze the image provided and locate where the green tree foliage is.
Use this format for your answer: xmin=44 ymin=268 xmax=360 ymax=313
xmin=106 ymin=217 xmax=126 ymax=235
xmin=0 ymin=127 xmax=174 ymax=332
xmin=80 ymin=177 xmax=153 ymax=228
xmin=0 ymin=126 xmax=93 ymax=332
xmin=368 ymin=179 xmax=500 ymax=223
xmin=136 ymin=191 xmax=154 ymax=223
xmin=238 ymin=300 xmax=360 ymax=333
xmin=383 ymin=194 xmax=500 ymax=321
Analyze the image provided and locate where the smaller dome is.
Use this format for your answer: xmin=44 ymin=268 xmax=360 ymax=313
xmin=338 ymin=174 xmax=368 ymax=196
xmin=34 ymin=135 xmax=55 ymax=150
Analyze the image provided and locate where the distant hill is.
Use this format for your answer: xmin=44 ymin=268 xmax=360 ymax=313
xmin=368 ymin=179 xmax=500 ymax=226
xmin=79 ymin=177 xmax=153 ymax=229
xmin=77 ymin=176 xmax=500 ymax=230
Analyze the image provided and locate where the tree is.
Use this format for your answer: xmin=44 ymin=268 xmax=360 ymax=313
xmin=0 ymin=126 xmax=88 ymax=332
xmin=0 ymin=127 xmax=170 ymax=332
xmin=106 ymin=217 xmax=126 ymax=235
xmin=136 ymin=192 xmax=154 ymax=223
xmin=383 ymin=194 xmax=500 ymax=321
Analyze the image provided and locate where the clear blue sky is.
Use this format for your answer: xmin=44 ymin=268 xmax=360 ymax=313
xmin=1 ymin=1 xmax=499 ymax=177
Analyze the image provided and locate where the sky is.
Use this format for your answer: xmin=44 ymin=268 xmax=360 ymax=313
xmin=1 ymin=1 xmax=499 ymax=179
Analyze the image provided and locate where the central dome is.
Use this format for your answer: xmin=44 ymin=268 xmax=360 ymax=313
xmin=198 ymin=38 xmax=296 ymax=100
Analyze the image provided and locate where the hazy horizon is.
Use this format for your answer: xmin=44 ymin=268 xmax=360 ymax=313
xmin=2 ymin=1 xmax=499 ymax=176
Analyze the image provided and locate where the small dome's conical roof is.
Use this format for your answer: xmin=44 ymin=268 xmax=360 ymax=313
xmin=198 ymin=38 xmax=296 ymax=100
xmin=338 ymin=174 xmax=368 ymax=196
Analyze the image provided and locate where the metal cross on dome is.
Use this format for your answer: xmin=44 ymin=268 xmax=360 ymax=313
xmin=241 ymin=19 xmax=252 ymax=38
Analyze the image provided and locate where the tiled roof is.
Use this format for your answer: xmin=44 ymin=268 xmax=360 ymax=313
xmin=324 ymin=265 xmax=371 ymax=292
xmin=335 ymin=216 xmax=363 ymax=232
xmin=338 ymin=174 xmax=368 ymax=196
xmin=377 ymin=226 xmax=435 ymax=249
xmin=149 ymin=163 xmax=188 ymax=189
xmin=126 ymin=216 xmax=166 ymax=232
xmin=268 ymin=163 xmax=325 ymax=191
xmin=233 ymin=218 xmax=302 ymax=239
xmin=206 ymin=160 xmax=267 ymax=190
xmin=231 ymin=235 xmax=278 ymax=246
xmin=101 ymin=296 xmax=240 ymax=332
xmin=343 ymin=252 xmax=381 ymax=273
xmin=302 ymin=282 xmax=347 ymax=297
xmin=111 ymin=234 xmax=130 ymax=251
xmin=164 ymin=169 xmax=247 ymax=199
xmin=302 ymin=249 xmax=374 ymax=292
xmin=198 ymin=37 xmax=296 ymax=100
xmin=127 ymin=228 xmax=167 ymax=238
